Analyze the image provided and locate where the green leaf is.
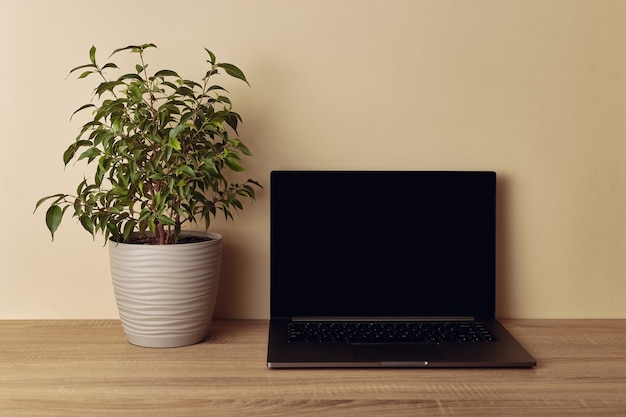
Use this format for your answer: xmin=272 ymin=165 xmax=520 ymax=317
xmin=110 ymin=43 xmax=157 ymax=57
xmin=70 ymin=103 xmax=96 ymax=121
xmin=247 ymin=179 xmax=263 ymax=189
xmin=76 ymin=178 xmax=87 ymax=195
xmin=169 ymin=124 xmax=187 ymax=139
xmin=98 ymin=156 xmax=111 ymax=172
xmin=95 ymin=80 xmax=124 ymax=97
xmin=138 ymin=208 xmax=152 ymax=223
xmin=203 ymin=157 xmax=217 ymax=174
xmin=154 ymin=191 xmax=162 ymax=209
xmin=77 ymin=148 xmax=101 ymax=162
xmin=68 ymin=63 xmax=97 ymax=76
xmin=122 ymin=219 xmax=136 ymax=241
xmin=231 ymin=199 xmax=243 ymax=210
xmin=224 ymin=114 xmax=239 ymax=132
xmin=217 ymin=63 xmax=249 ymax=86
xmin=147 ymin=217 xmax=156 ymax=235
xmin=154 ymin=69 xmax=180 ymax=78
xmin=237 ymin=184 xmax=258 ymax=199
xmin=204 ymin=48 xmax=216 ymax=65
xmin=95 ymin=165 xmax=106 ymax=187
xmin=118 ymin=73 xmax=143 ymax=82
xmin=63 ymin=140 xmax=92 ymax=165
xmin=141 ymin=43 xmax=157 ymax=51
xmin=224 ymin=157 xmax=245 ymax=172
xmin=45 ymin=205 xmax=63 ymax=240
xmin=79 ymin=215 xmax=95 ymax=236
xmin=169 ymin=136 xmax=181 ymax=151
xmin=207 ymin=85 xmax=227 ymax=93
xmin=235 ymin=141 xmax=253 ymax=156
xmin=106 ymin=222 xmax=121 ymax=243
xmin=157 ymin=215 xmax=176 ymax=226
xmin=93 ymin=131 xmax=114 ymax=147
xmin=89 ymin=45 xmax=97 ymax=65
xmin=178 ymin=164 xmax=196 ymax=178
xmin=128 ymin=83 xmax=143 ymax=100
xmin=63 ymin=144 xmax=78 ymax=165
xmin=34 ymin=194 xmax=63 ymax=213
xmin=110 ymin=45 xmax=136 ymax=56
xmin=175 ymin=86 xmax=195 ymax=97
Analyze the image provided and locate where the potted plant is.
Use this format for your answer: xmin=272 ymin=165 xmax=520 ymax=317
xmin=35 ymin=43 xmax=261 ymax=348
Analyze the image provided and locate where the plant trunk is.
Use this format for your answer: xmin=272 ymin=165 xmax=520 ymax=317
xmin=156 ymin=223 xmax=166 ymax=245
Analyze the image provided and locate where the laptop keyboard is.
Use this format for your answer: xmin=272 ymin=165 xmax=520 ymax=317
xmin=287 ymin=321 xmax=497 ymax=344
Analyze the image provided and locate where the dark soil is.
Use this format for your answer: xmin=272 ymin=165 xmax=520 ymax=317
xmin=121 ymin=234 xmax=214 ymax=245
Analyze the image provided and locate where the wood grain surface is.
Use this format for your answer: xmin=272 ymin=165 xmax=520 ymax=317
xmin=1 ymin=319 xmax=625 ymax=416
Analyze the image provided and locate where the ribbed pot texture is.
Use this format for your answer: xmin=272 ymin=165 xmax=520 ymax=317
xmin=109 ymin=231 xmax=222 ymax=348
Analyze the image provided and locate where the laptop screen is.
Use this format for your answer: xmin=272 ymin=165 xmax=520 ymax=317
xmin=270 ymin=171 xmax=496 ymax=319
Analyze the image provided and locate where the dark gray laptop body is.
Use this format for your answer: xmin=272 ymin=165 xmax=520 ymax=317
xmin=267 ymin=171 xmax=536 ymax=368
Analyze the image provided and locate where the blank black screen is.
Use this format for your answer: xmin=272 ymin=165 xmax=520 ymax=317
xmin=270 ymin=171 xmax=496 ymax=319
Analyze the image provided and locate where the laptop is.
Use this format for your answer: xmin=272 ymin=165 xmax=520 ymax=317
xmin=267 ymin=171 xmax=536 ymax=368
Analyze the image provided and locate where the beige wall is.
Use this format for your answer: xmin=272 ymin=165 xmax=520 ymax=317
xmin=2 ymin=0 xmax=626 ymax=319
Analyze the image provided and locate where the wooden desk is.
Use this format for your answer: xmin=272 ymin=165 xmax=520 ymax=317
xmin=1 ymin=320 xmax=625 ymax=416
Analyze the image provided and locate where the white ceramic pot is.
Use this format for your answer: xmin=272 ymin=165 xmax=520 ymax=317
xmin=108 ymin=231 xmax=222 ymax=348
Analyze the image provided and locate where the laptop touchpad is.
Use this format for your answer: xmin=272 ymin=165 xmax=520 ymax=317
xmin=351 ymin=344 xmax=447 ymax=361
